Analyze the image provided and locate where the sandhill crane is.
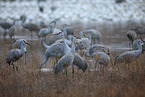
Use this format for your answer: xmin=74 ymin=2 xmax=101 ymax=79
xmin=132 ymin=39 xmax=145 ymax=53
xmin=38 ymin=24 xmax=51 ymax=38
xmin=13 ymin=39 xmax=28 ymax=49
xmin=55 ymin=24 xmax=88 ymax=73
xmin=37 ymin=0 xmax=44 ymax=13
xmin=6 ymin=40 xmax=30 ymax=70
xmin=80 ymin=29 xmax=103 ymax=44
xmin=114 ymin=39 xmax=144 ymax=65
xmin=87 ymin=44 xmax=111 ymax=56
xmin=92 ymin=51 xmax=112 ymax=73
xmin=79 ymin=33 xmax=91 ymax=50
xmin=75 ymin=32 xmax=91 ymax=55
xmin=8 ymin=25 xmax=17 ymax=40
xmin=48 ymin=35 xmax=62 ymax=45
xmin=130 ymin=25 xmax=145 ymax=39
xmin=55 ymin=38 xmax=72 ymax=47
xmin=40 ymin=36 xmax=65 ymax=68
xmin=39 ymin=22 xmax=47 ymax=28
xmin=61 ymin=26 xmax=75 ymax=38
xmin=126 ymin=30 xmax=137 ymax=49
xmin=50 ymin=20 xmax=61 ymax=35
xmin=21 ymin=17 xmax=40 ymax=38
xmin=0 ymin=19 xmax=16 ymax=38
xmin=54 ymin=36 xmax=75 ymax=75
xmin=20 ymin=14 xmax=26 ymax=23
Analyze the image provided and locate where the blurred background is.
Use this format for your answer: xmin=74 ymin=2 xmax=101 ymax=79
xmin=0 ymin=0 xmax=145 ymax=47
xmin=0 ymin=0 xmax=144 ymax=26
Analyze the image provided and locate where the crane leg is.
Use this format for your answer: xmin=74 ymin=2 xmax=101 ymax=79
xmin=65 ymin=68 xmax=67 ymax=76
xmin=3 ymin=31 xmax=7 ymax=38
xmin=72 ymin=64 xmax=74 ymax=78
xmin=106 ymin=67 xmax=110 ymax=73
xmin=31 ymin=31 xmax=33 ymax=40
xmin=12 ymin=63 xmax=18 ymax=71
xmin=40 ymin=57 xmax=49 ymax=69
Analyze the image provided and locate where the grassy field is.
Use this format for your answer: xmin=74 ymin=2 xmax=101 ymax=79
xmin=0 ymin=41 xmax=145 ymax=97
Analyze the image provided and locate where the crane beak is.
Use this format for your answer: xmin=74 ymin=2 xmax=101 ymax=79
xmin=54 ymin=31 xmax=62 ymax=35
xmin=74 ymin=35 xmax=81 ymax=39
xmin=26 ymin=42 xmax=30 ymax=45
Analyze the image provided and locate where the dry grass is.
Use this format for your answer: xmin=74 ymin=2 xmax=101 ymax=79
xmin=0 ymin=42 xmax=145 ymax=97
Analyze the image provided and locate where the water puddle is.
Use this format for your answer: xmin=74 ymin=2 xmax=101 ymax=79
xmin=40 ymin=68 xmax=53 ymax=72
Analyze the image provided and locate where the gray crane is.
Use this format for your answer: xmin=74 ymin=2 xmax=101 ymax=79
xmin=132 ymin=39 xmax=145 ymax=53
xmin=87 ymin=44 xmax=111 ymax=56
xmin=39 ymin=22 xmax=47 ymax=28
xmin=80 ymin=29 xmax=103 ymax=44
xmin=130 ymin=25 xmax=145 ymax=39
xmin=61 ymin=26 xmax=75 ymax=38
xmin=40 ymin=36 xmax=65 ymax=68
xmin=8 ymin=25 xmax=17 ymax=40
xmin=48 ymin=35 xmax=62 ymax=45
xmin=6 ymin=40 xmax=30 ymax=70
xmin=114 ymin=39 xmax=144 ymax=65
xmin=50 ymin=20 xmax=61 ymax=35
xmin=79 ymin=32 xmax=91 ymax=50
xmin=20 ymin=14 xmax=26 ymax=23
xmin=83 ymin=47 xmax=113 ymax=73
xmin=0 ymin=19 xmax=16 ymax=38
xmin=55 ymin=24 xmax=88 ymax=73
xmin=38 ymin=24 xmax=51 ymax=38
xmin=54 ymin=36 xmax=75 ymax=75
xmin=21 ymin=16 xmax=40 ymax=39
xmin=126 ymin=30 xmax=137 ymax=49
xmin=92 ymin=51 xmax=113 ymax=73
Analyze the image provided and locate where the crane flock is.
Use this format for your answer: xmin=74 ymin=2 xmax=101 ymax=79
xmin=1 ymin=17 xmax=145 ymax=75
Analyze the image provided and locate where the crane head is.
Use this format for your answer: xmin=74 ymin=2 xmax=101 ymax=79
xmin=53 ymin=31 xmax=63 ymax=35
xmin=23 ymin=40 xmax=30 ymax=45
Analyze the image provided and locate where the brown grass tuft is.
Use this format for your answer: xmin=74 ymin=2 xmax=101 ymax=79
xmin=0 ymin=45 xmax=145 ymax=97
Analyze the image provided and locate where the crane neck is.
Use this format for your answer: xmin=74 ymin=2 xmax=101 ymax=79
xmin=62 ymin=25 xmax=70 ymax=54
xmin=47 ymin=25 xmax=51 ymax=32
xmin=21 ymin=19 xmax=25 ymax=27
xmin=13 ymin=19 xmax=16 ymax=26
xmin=138 ymin=41 xmax=143 ymax=53
xmin=79 ymin=31 xmax=83 ymax=38
xmin=63 ymin=25 xmax=67 ymax=38
xmin=41 ymin=38 xmax=49 ymax=49
xmin=52 ymin=21 xmax=56 ymax=31
xmin=20 ymin=43 xmax=27 ymax=55
xmin=70 ymin=37 xmax=75 ymax=55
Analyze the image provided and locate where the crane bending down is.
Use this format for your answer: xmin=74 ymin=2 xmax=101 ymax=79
xmin=40 ymin=36 xmax=65 ymax=68
xmin=114 ymin=39 xmax=144 ymax=65
xmin=54 ymin=24 xmax=88 ymax=73
xmin=6 ymin=39 xmax=30 ymax=70
xmin=21 ymin=16 xmax=40 ymax=39
xmin=83 ymin=48 xmax=113 ymax=73
xmin=126 ymin=30 xmax=137 ymax=49
xmin=80 ymin=29 xmax=103 ymax=44
xmin=54 ymin=36 xmax=75 ymax=75
xmin=130 ymin=25 xmax=145 ymax=39
xmin=38 ymin=24 xmax=51 ymax=38
xmin=92 ymin=52 xmax=112 ymax=73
